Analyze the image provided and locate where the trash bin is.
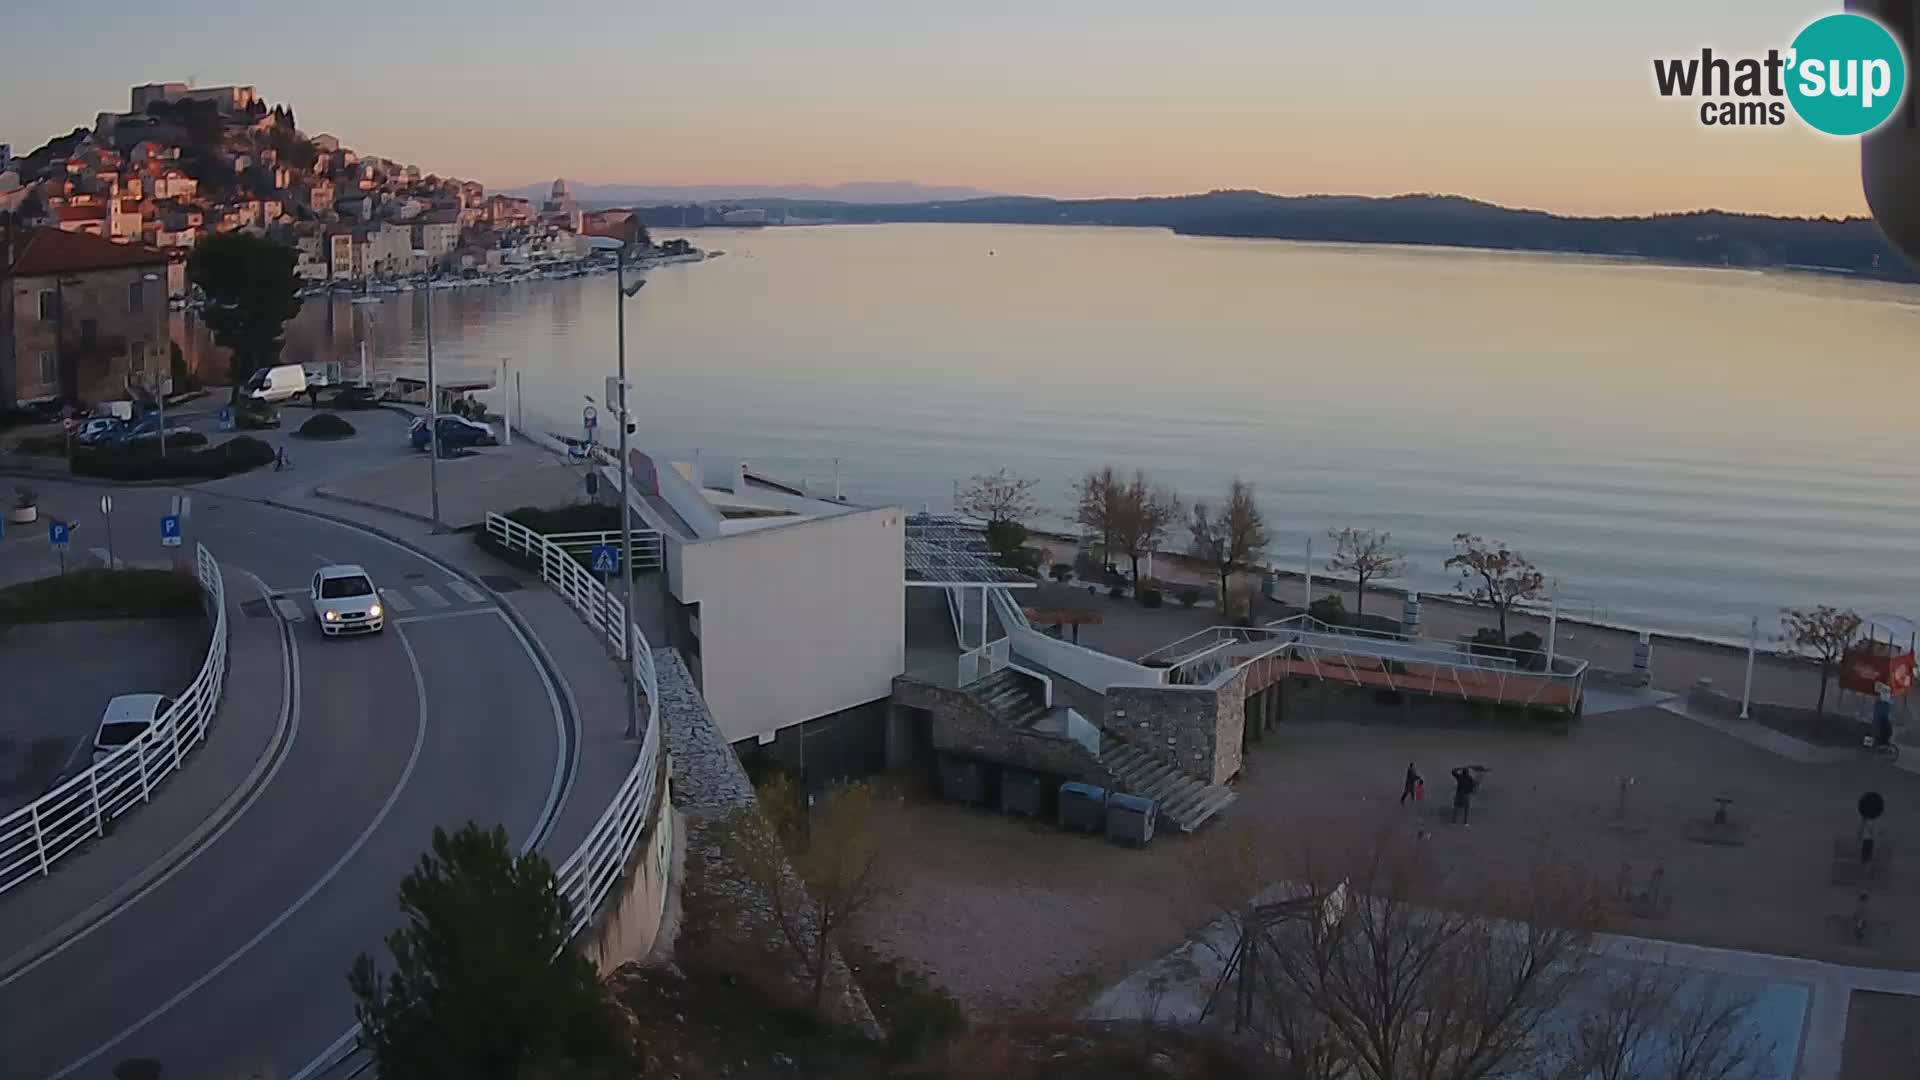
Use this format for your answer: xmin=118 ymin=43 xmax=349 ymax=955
xmin=1000 ymin=769 xmax=1046 ymax=819
xmin=938 ymin=753 xmax=989 ymax=806
xmin=1106 ymin=792 xmax=1157 ymax=847
xmin=1058 ymin=781 xmax=1108 ymax=833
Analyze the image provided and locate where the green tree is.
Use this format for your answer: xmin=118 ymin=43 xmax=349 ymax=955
xmin=187 ymin=232 xmax=302 ymax=402
xmin=348 ymin=823 xmax=632 ymax=1080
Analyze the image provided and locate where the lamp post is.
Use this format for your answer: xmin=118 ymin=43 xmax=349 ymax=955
xmin=421 ymin=272 xmax=441 ymax=531
xmin=590 ymin=228 xmax=648 ymax=739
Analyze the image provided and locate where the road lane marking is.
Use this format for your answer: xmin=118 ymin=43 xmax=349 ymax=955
xmin=412 ymin=584 xmax=449 ymax=608
xmin=392 ymin=606 xmax=498 ymax=626
xmin=377 ymin=587 xmax=414 ymax=612
xmin=0 ymin=567 xmax=302 ymax=989
xmin=273 ymin=597 xmax=305 ymax=622
xmin=443 ymin=579 xmax=484 ymax=604
xmin=48 ymin=605 xmax=430 ymax=1080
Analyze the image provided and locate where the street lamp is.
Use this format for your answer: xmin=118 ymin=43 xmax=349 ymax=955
xmin=417 ymin=269 xmax=442 ymax=531
xmin=587 ymin=227 xmax=648 ymax=739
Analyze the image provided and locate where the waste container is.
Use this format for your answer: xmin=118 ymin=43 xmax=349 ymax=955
xmin=1106 ymin=792 xmax=1157 ymax=847
xmin=1058 ymin=781 xmax=1108 ymax=833
xmin=938 ymin=753 xmax=989 ymax=806
xmin=1000 ymin=769 xmax=1046 ymax=819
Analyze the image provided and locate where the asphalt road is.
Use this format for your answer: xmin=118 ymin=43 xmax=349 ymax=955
xmin=0 ymin=486 xmax=568 ymax=1079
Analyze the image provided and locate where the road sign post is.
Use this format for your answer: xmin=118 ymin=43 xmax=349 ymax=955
xmin=218 ymin=406 xmax=234 ymax=432
xmin=50 ymin=519 xmax=70 ymax=574
xmin=100 ymin=493 xmax=114 ymax=569
xmin=590 ymin=543 xmax=619 ymax=589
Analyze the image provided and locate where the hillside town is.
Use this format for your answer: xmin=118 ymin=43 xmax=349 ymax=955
xmin=0 ymin=81 xmax=700 ymax=406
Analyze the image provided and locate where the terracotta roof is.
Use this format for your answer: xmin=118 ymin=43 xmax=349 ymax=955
xmin=6 ymin=225 xmax=169 ymax=275
xmin=56 ymin=204 xmax=107 ymax=222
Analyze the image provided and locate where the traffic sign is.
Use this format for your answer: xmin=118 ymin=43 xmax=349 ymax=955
xmin=583 ymin=405 xmax=598 ymax=430
xmin=99 ymin=493 xmax=112 ymax=515
xmin=218 ymin=406 xmax=234 ymax=432
xmin=62 ymin=417 xmax=78 ymax=435
xmin=590 ymin=544 xmax=620 ymax=574
xmin=161 ymin=514 xmax=182 ymax=547
xmin=49 ymin=520 xmax=69 ymax=550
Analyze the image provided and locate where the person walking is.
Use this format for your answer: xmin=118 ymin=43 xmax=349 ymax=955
xmin=1450 ymin=766 xmax=1479 ymax=825
xmin=1400 ymin=762 xmax=1423 ymax=806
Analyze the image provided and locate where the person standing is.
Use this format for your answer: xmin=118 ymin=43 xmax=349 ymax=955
xmin=1450 ymin=766 xmax=1478 ymax=825
xmin=1401 ymin=762 xmax=1423 ymax=806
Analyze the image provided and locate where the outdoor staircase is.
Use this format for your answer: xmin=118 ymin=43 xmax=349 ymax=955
xmin=1099 ymin=733 xmax=1238 ymax=833
xmin=964 ymin=668 xmax=1049 ymax=729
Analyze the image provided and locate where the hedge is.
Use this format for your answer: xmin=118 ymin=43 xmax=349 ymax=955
xmin=72 ymin=436 xmax=276 ymax=481
xmin=0 ymin=568 xmax=205 ymax=623
xmin=471 ymin=503 xmax=654 ymax=576
xmin=296 ymin=413 xmax=357 ymax=439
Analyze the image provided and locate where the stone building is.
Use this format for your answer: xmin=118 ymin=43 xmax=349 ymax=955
xmin=2 ymin=226 xmax=171 ymax=405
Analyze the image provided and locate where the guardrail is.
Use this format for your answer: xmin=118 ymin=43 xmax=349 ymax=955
xmin=0 ymin=543 xmax=228 ymax=896
xmin=542 ymin=528 xmax=665 ymax=572
xmin=483 ymin=511 xmax=664 ymax=939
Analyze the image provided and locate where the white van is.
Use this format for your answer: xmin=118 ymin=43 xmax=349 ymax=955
xmin=243 ymin=364 xmax=308 ymax=403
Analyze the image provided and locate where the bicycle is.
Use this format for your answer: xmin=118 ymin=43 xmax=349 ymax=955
xmin=1859 ymin=736 xmax=1901 ymax=762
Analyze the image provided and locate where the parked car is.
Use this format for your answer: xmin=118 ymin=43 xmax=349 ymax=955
xmin=311 ymin=564 xmax=384 ymax=636
xmin=242 ymin=364 xmax=308 ymax=403
xmin=409 ymin=414 xmax=496 ymax=452
xmin=93 ymin=693 xmax=175 ymax=766
xmin=75 ymin=416 xmax=124 ymax=446
xmin=327 ymin=385 xmax=380 ymax=410
xmin=236 ymin=398 xmax=281 ymax=429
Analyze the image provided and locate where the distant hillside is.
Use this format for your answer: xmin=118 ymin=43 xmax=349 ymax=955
xmin=510 ymin=180 xmax=997 ymax=206
xmin=648 ymin=190 xmax=1920 ymax=283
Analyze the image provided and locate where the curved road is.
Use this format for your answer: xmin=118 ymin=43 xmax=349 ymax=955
xmin=0 ymin=488 xmax=569 ymax=1079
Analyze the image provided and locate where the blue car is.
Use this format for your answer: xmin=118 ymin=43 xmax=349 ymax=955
xmin=409 ymin=415 xmax=496 ymax=452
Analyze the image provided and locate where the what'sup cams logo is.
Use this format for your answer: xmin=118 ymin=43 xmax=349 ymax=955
xmin=1654 ymin=11 xmax=1911 ymax=135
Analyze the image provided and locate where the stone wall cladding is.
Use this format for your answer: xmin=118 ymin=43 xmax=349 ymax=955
xmin=892 ymin=676 xmax=1101 ymax=779
xmin=1104 ymin=674 xmax=1243 ymax=786
xmin=662 ymin=649 xmax=880 ymax=1037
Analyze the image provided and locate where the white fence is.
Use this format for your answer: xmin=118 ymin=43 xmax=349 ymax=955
xmin=483 ymin=511 xmax=666 ymax=940
xmin=0 ymin=544 xmax=228 ymax=896
xmin=542 ymin=528 xmax=664 ymax=572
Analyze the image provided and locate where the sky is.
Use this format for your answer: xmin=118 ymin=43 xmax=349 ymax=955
xmin=0 ymin=1 xmax=1884 ymax=217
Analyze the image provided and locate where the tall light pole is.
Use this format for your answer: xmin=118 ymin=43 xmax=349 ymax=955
xmin=594 ymin=227 xmax=647 ymax=739
xmin=423 ymin=273 xmax=441 ymax=531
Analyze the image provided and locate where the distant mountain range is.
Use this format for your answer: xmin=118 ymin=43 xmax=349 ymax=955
xmin=506 ymin=180 xmax=998 ymax=206
xmin=628 ymin=190 xmax=1913 ymax=284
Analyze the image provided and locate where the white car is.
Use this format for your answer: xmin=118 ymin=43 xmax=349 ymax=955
xmin=94 ymin=693 xmax=174 ymax=766
xmin=311 ymin=564 xmax=384 ymax=636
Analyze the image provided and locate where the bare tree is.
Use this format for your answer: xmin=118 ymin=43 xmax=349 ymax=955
xmin=1072 ymin=465 xmax=1123 ymax=572
xmin=958 ymin=467 xmax=1039 ymax=526
xmin=712 ymin=774 xmax=898 ymax=1011
xmin=1445 ymin=533 xmax=1545 ymax=642
xmin=1779 ymin=606 xmax=1863 ymax=719
xmin=1325 ymin=527 xmax=1408 ymax=622
xmin=1548 ymin=960 xmax=1775 ymax=1080
xmin=1112 ymin=470 xmax=1183 ymax=587
xmin=1190 ymin=479 xmax=1272 ymax=606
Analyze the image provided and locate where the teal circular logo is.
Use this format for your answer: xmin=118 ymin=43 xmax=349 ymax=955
xmin=1786 ymin=13 xmax=1908 ymax=136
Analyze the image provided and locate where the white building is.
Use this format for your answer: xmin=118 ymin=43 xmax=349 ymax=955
xmin=610 ymin=451 xmax=906 ymax=751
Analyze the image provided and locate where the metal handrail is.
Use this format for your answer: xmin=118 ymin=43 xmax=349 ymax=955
xmin=484 ymin=511 xmax=663 ymax=939
xmin=0 ymin=544 xmax=228 ymax=896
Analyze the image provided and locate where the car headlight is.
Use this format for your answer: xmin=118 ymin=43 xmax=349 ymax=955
xmin=368 ymin=604 xmax=382 ymax=618
xmin=324 ymin=610 xmax=340 ymax=621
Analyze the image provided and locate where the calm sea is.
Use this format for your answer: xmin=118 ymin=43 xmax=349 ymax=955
xmin=210 ymin=223 xmax=1920 ymax=641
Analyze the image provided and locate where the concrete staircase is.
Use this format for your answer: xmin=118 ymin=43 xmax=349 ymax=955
xmin=1099 ymin=733 xmax=1238 ymax=833
xmin=964 ymin=668 xmax=1049 ymax=729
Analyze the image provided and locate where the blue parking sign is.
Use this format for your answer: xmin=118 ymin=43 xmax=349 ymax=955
xmin=590 ymin=544 xmax=619 ymax=574
xmin=218 ymin=406 xmax=234 ymax=432
xmin=161 ymin=514 xmax=182 ymax=547
xmin=49 ymin=520 xmax=69 ymax=549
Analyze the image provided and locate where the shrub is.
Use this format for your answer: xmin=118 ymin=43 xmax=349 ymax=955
xmin=1108 ymin=584 xmax=1127 ymax=600
xmin=1072 ymin=550 xmax=1102 ymax=580
xmin=1508 ymin=630 xmax=1547 ymax=670
xmin=10 ymin=433 xmax=67 ymax=455
xmin=1308 ymin=594 xmax=1348 ymax=626
xmin=0 ymin=567 xmax=205 ymax=622
xmin=1050 ymin=562 xmax=1074 ymax=583
xmin=72 ymin=435 xmax=275 ymax=481
xmin=1467 ymin=626 xmax=1509 ymax=658
xmin=295 ymin=412 xmax=357 ymax=439
xmin=1137 ymin=586 xmax=1164 ymax=608
xmin=1180 ymin=585 xmax=1201 ymax=607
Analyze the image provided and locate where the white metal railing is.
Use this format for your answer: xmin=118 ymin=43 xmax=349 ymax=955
xmin=541 ymin=528 xmax=665 ymax=571
xmin=483 ymin=511 xmax=664 ymax=940
xmin=0 ymin=544 xmax=228 ymax=896
xmin=956 ymin=637 xmax=1012 ymax=688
